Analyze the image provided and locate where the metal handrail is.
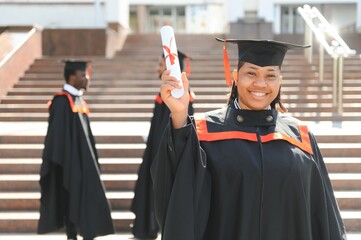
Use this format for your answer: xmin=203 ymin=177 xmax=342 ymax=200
xmin=297 ymin=4 xmax=356 ymax=114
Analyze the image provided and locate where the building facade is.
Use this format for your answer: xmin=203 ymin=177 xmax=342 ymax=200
xmin=0 ymin=0 xmax=360 ymax=35
xmin=129 ymin=0 xmax=361 ymax=35
xmin=0 ymin=0 xmax=129 ymax=30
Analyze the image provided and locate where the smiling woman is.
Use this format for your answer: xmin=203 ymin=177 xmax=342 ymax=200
xmin=234 ymin=62 xmax=281 ymax=110
xmin=222 ymin=39 xmax=308 ymax=113
xmin=151 ymin=37 xmax=348 ymax=240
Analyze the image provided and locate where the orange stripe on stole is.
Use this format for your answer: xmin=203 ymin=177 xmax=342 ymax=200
xmin=195 ymin=117 xmax=313 ymax=155
xmin=50 ymin=92 xmax=90 ymax=115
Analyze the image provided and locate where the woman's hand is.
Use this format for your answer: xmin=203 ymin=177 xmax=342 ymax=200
xmin=160 ymin=70 xmax=190 ymax=128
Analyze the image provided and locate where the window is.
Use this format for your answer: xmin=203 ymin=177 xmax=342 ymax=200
xmin=281 ymin=5 xmax=304 ymax=34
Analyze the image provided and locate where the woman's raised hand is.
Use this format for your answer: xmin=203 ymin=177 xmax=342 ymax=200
xmin=160 ymin=70 xmax=189 ymax=128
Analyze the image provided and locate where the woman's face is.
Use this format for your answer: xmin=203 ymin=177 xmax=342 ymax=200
xmin=236 ymin=62 xmax=282 ymax=110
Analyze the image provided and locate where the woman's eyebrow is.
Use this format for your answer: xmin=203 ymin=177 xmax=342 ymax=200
xmin=246 ymin=66 xmax=277 ymax=72
xmin=246 ymin=66 xmax=258 ymax=70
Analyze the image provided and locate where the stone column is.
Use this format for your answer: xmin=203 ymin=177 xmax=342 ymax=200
xmin=228 ymin=0 xmax=272 ymax=39
xmin=357 ymin=1 xmax=361 ymax=32
xmin=105 ymin=0 xmax=129 ymax=29
xmin=137 ymin=5 xmax=147 ymax=34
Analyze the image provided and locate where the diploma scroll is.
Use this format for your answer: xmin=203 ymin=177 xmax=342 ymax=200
xmin=160 ymin=26 xmax=184 ymax=98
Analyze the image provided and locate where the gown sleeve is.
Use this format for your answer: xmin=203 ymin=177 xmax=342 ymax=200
xmin=150 ymin=116 xmax=211 ymax=240
xmin=42 ymin=96 xmax=73 ymax=172
xmin=309 ymin=132 xmax=348 ymax=240
xmin=38 ymin=96 xmax=73 ymax=232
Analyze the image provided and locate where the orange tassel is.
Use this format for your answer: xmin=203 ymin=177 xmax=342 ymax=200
xmin=87 ymin=65 xmax=92 ymax=78
xmin=185 ymin=56 xmax=191 ymax=76
xmin=223 ymin=42 xmax=232 ymax=86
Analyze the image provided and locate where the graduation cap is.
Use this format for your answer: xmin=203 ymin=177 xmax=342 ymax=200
xmin=216 ymin=38 xmax=310 ymax=86
xmin=62 ymin=60 xmax=92 ymax=81
xmin=162 ymin=50 xmax=191 ymax=76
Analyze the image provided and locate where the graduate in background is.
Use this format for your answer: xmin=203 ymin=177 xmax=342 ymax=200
xmin=38 ymin=60 xmax=115 ymax=240
xmin=152 ymin=39 xmax=347 ymax=240
xmin=131 ymin=51 xmax=195 ymax=239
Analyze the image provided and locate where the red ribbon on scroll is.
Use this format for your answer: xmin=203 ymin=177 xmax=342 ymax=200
xmin=163 ymin=37 xmax=178 ymax=65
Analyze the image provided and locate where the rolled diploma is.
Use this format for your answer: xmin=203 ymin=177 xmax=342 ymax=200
xmin=160 ymin=26 xmax=184 ymax=98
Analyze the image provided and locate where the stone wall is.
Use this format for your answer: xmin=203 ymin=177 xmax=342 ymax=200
xmin=42 ymin=24 xmax=128 ymax=57
xmin=0 ymin=27 xmax=42 ymax=99
xmin=42 ymin=29 xmax=107 ymax=56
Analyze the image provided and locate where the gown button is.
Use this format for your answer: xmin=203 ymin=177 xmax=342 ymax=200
xmin=265 ymin=115 xmax=274 ymax=122
xmin=236 ymin=115 xmax=244 ymax=123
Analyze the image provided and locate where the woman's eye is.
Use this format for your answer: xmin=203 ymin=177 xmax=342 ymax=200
xmin=247 ymin=72 xmax=256 ymax=76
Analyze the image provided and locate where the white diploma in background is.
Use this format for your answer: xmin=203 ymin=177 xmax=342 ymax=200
xmin=160 ymin=26 xmax=184 ymax=98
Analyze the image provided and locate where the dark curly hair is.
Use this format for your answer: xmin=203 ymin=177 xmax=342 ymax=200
xmin=227 ymin=61 xmax=287 ymax=112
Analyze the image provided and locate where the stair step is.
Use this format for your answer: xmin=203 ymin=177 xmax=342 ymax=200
xmin=0 ymin=157 xmax=358 ymax=174
xmin=341 ymin=211 xmax=361 ymax=232
xmin=0 ymin=233 xmax=151 ymax=239
xmin=0 ymin=158 xmax=142 ymax=174
xmin=5 ymin=86 xmax=361 ymax=94
xmin=2 ymin=103 xmax=361 ymax=109
xmin=316 ymin=135 xmax=361 ymax=143
xmin=334 ymin=192 xmax=361 ymax=209
xmin=0 ymin=211 xmax=134 ymax=232
xmin=3 ymin=94 xmax=361 ymax=105
xmin=0 ymin=174 xmax=137 ymax=191
xmin=0 ymin=191 xmax=134 ymax=211
xmin=329 ymin=174 xmax=361 ymax=190
xmin=318 ymin=143 xmax=361 ymax=157
xmin=0 ymin=210 xmax=358 ymax=233
xmin=0 ymin=173 xmax=359 ymax=191
xmin=1 ymin=142 xmax=360 ymax=157
xmin=12 ymin=79 xmax=361 ymax=88
xmin=324 ymin=158 xmax=361 ymax=172
xmin=0 ymin=135 xmax=145 ymax=144
xmin=3 ymin=103 xmax=361 ymax=114
xmin=0 ymin=191 xmax=359 ymax=211
xmin=0 ymin=143 xmax=145 ymax=158
xmin=0 ymin=113 xmax=153 ymax=121
xmin=0 ymin=112 xmax=361 ymax=122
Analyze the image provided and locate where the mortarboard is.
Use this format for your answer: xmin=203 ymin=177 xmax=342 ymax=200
xmin=62 ymin=60 xmax=92 ymax=80
xmin=216 ymin=38 xmax=310 ymax=86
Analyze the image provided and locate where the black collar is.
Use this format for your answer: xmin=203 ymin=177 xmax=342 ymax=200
xmin=225 ymin=105 xmax=277 ymax=127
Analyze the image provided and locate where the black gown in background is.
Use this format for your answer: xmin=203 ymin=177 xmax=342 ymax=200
xmin=151 ymin=105 xmax=347 ymax=240
xmin=38 ymin=91 xmax=115 ymax=239
xmin=131 ymin=93 xmax=194 ymax=238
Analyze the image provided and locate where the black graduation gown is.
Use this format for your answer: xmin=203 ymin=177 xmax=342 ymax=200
xmin=131 ymin=93 xmax=194 ymax=238
xmin=38 ymin=91 xmax=115 ymax=239
xmin=151 ymin=105 xmax=348 ymax=240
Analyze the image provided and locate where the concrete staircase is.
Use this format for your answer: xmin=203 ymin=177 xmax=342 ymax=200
xmin=0 ymin=34 xmax=360 ymax=238
xmin=0 ymin=134 xmax=141 ymax=232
